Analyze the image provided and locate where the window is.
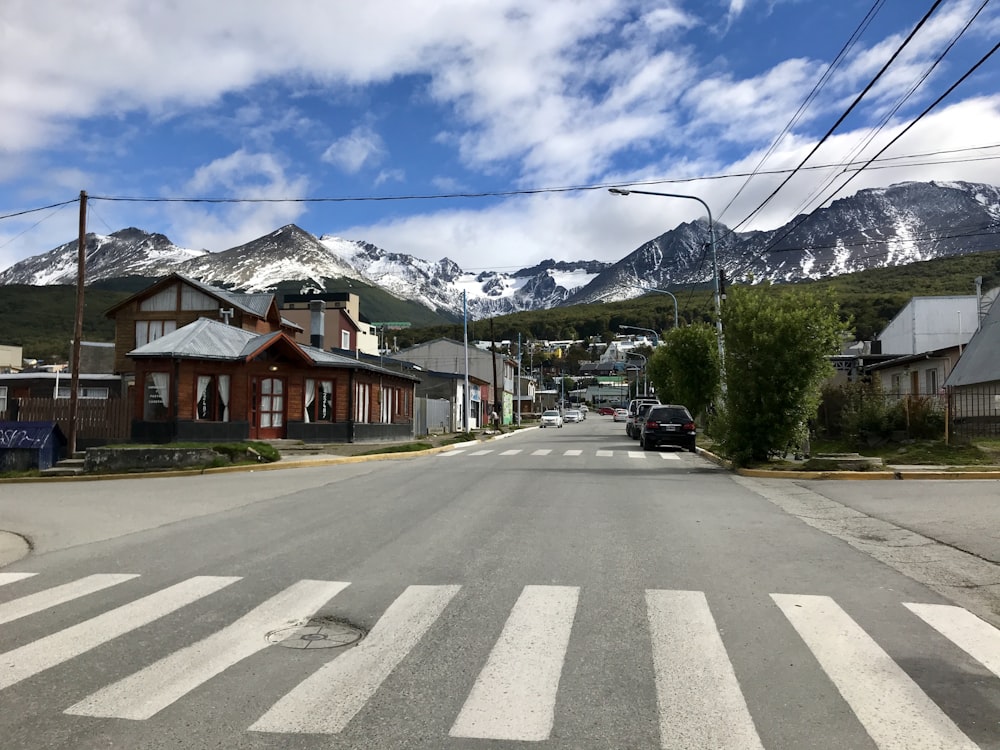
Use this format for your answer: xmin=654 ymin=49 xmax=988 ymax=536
xmin=143 ymin=372 xmax=170 ymax=420
xmin=890 ymin=374 xmax=901 ymax=394
xmin=341 ymin=330 xmax=351 ymax=350
xmin=136 ymin=320 xmax=177 ymax=347
xmin=0 ymin=386 xmax=7 ymax=414
xmin=55 ymin=387 xmax=109 ymax=400
xmin=380 ymin=385 xmax=407 ymax=423
xmin=926 ymin=368 xmax=938 ymax=394
xmin=195 ymin=374 xmax=230 ymax=421
xmin=355 ymin=382 xmax=370 ymax=423
xmin=304 ymin=379 xmax=334 ymax=422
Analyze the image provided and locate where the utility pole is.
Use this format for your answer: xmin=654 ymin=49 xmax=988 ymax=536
xmin=68 ymin=190 xmax=87 ymax=457
xmin=490 ymin=317 xmax=499 ymax=423
xmin=462 ymin=291 xmax=470 ymax=432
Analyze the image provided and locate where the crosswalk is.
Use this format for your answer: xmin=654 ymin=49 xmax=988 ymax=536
xmin=1 ymin=572 xmax=998 ymax=747
xmin=442 ymin=447 xmax=684 ymax=460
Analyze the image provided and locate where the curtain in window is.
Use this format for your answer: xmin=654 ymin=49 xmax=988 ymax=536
xmin=151 ymin=372 xmax=170 ymax=408
xmin=304 ymin=379 xmax=316 ymax=423
xmin=196 ymin=376 xmax=211 ymax=419
xmin=319 ymin=381 xmax=332 ymax=421
xmin=218 ymin=375 xmax=230 ymax=421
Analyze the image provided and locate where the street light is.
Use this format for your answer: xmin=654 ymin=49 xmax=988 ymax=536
xmin=619 ymin=324 xmax=660 ymax=346
xmin=626 ymin=352 xmax=648 ymax=396
xmin=635 ymin=286 xmax=678 ymax=329
xmin=609 ymin=187 xmax=723 ymax=365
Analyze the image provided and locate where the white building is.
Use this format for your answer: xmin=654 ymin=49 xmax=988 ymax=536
xmin=877 ymin=295 xmax=982 ymax=355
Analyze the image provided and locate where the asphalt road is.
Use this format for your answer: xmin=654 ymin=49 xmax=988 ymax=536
xmin=1 ymin=418 xmax=998 ymax=749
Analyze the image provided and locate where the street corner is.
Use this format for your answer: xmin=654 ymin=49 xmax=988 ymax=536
xmin=0 ymin=530 xmax=31 ymax=567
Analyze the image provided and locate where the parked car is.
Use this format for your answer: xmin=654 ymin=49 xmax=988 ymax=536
xmin=640 ymin=404 xmax=697 ymax=452
xmin=613 ymin=408 xmax=628 ymax=422
xmin=598 ymin=406 xmax=616 ymax=416
xmin=626 ymin=398 xmax=660 ymax=438
xmin=563 ymin=409 xmax=582 ymax=423
xmin=540 ymin=409 xmax=563 ymax=428
xmin=577 ymin=405 xmax=588 ymax=418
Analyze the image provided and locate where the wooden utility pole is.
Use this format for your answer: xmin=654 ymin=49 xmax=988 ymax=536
xmin=68 ymin=190 xmax=87 ymax=456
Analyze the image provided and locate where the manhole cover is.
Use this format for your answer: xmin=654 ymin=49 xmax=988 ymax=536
xmin=266 ymin=619 xmax=365 ymax=650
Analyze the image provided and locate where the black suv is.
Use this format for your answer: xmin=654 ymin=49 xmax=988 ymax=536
xmin=640 ymin=405 xmax=697 ymax=452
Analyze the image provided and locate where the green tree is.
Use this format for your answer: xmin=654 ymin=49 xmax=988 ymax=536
xmin=647 ymin=323 xmax=720 ymax=419
xmin=718 ymin=285 xmax=846 ymax=466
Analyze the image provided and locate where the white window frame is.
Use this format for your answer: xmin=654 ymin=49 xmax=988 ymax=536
xmin=136 ymin=319 xmax=177 ymax=347
xmin=0 ymin=385 xmax=7 ymax=413
xmin=341 ymin=330 xmax=351 ymax=350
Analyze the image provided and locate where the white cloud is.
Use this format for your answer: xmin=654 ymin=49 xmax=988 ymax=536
xmin=169 ymin=149 xmax=310 ymax=251
xmin=321 ymin=125 xmax=387 ymax=174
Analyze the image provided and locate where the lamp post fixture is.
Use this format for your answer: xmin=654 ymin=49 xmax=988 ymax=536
xmin=635 ymin=286 xmax=678 ymax=329
xmin=609 ymin=187 xmax=723 ymax=366
xmin=619 ymin=324 xmax=660 ymax=346
xmin=626 ymin=352 xmax=648 ymax=396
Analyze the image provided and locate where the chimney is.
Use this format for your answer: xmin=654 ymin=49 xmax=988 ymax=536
xmin=309 ymin=300 xmax=325 ymax=349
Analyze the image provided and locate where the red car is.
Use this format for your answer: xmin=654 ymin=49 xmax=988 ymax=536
xmin=597 ymin=406 xmax=616 ymax=415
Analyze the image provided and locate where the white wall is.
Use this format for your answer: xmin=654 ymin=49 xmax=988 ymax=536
xmin=878 ymin=297 xmax=979 ymax=355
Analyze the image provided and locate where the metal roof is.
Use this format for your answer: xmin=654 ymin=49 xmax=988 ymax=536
xmin=127 ymin=317 xmax=417 ymax=380
xmin=129 ymin=318 xmax=258 ymax=359
xmin=944 ymin=298 xmax=1000 ymax=387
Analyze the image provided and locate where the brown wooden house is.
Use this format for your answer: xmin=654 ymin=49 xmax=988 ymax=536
xmin=105 ymin=273 xmax=303 ymax=377
xmin=128 ymin=317 xmax=418 ymax=443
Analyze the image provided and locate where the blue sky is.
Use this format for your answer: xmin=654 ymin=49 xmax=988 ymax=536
xmin=2 ymin=0 xmax=999 ymax=275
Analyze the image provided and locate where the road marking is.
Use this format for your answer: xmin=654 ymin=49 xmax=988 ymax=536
xmin=628 ymin=451 xmax=646 ymax=459
xmin=564 ymin=449 xmax=582 ymax=456
xmin=468 ymin=450 xmax=493 ymax=456
xmin=440 ymin=450 xmax=465 ymax=456
xmin=66 ymin=580 xmax=350 ymax=720
xmin=0 ymin=576 xmax=240 ymax=691
xmin=646 ymin=590 xmax=763 ymax=749
xmin=0 ymin=572 xmax=36 ymax=587
xmin=772 ymin=594 xmax=978 ymax=750
xmin=904 ymin=602 xmax=1000 ymax=678
xmin=450 ymin=585 xmax=579 ymax=741
xmin=531 ymin=449 xmax=552 ymax=456
xmin=250 ymin=584 xmax=460 ymax=734
xmin=0 ymin=574 xmax=140 ymax=626
xmin=596 ymin=450 xmax=613 ymax=457
xmin=500 ymin=449 xmax=522 ymax=455
xmin=659 ymin=453 xmax=681 ymax=460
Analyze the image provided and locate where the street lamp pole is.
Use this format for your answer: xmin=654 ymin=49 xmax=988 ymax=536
xmin=634 ymin=286 xmax=678 ymax=329
xmin=619 ymin=324 xmax=660 ymax=346
xmin=610 ymin=188 xmax=723 ymax=365
xmin=627 ymin=353 xmax=648 ymax=396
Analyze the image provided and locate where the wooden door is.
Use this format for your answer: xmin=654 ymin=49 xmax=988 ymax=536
xmin=251 ymin=377 xmax=285 ymax=439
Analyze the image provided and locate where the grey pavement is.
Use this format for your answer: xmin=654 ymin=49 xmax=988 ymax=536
xmin=0 ymin=419 xmax=997 ymax=748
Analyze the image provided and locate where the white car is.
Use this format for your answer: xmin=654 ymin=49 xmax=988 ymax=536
xmin=540 ymin=409 xmax=563 ymax=428
xmin=563 ymin=410 xmax=582 ymax=423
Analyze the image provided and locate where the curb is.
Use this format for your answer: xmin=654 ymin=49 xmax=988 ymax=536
xmin=0 ymin=530 xmax=31 ymax=567
xmin=697 ymin=448 xmax=1000 ymax=480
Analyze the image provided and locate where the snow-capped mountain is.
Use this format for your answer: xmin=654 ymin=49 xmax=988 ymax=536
xmin=3 ymin=181 xmax=999 ymax=318
xmin=316 ymin=235 xmax=608 ymax=317
xmin=0 ymin=227 xmax=207 ymax=286
xmin=571 ymin=181 xmax=1000 ymax=303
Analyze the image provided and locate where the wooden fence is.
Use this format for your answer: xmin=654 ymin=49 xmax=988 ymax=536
xmin=0 ymin=397 xmax=132 ymax=443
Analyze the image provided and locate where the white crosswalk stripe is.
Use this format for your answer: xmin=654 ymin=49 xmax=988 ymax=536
xmin=0 ymin=573 xmax=139 ymax=626
xmin=450 ymin=585 xmax=579 ymax=741
xmin=596 ymin=449 xmax=613 ymax=457
xmin=437 ymin=448 xmax=693 ymax=460
xmin=564 ymin=449 xmax=583 ymax=456
xmin=66 ymin=580 xmax=349 ymax=720
xmin=647 ymin=589 xmax=763 ymax=749
xmin=0 ymin=572 xmax=37 ymax=587
xmin=468 ymin=449 xmax=493 ymax=456
xmin=904 ymin=602 xmax=1000 ymax=678
xmin=500 ymin=449 xmax=522 ymax=455
xmin=628 ymin=451 xmax=646 ymax=458
xmin=659 ymin=453 xmax=681 ymax=460
xmin=531 ymin=449 xmax=552 ymax=456
xmin=0 ymin=576 xmax=240 ymax=691
xmin=440 ymin=449 xmax=465 ymax=456
xmin=2 ymin=573 xmax=997 ymax=746
xmin=250 ymin=584 xmax=460 ymax=734
xmin=772 ymin=593 xmax=979 ymax=749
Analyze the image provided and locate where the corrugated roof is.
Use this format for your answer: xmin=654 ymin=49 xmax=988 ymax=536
xmin=128 ymin=317 xmax=418 ymax=380
xmin=129 ymin=318 xmax=258 ymax=359
xmin=944 ymin=298 xmax=1000 ymax=387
